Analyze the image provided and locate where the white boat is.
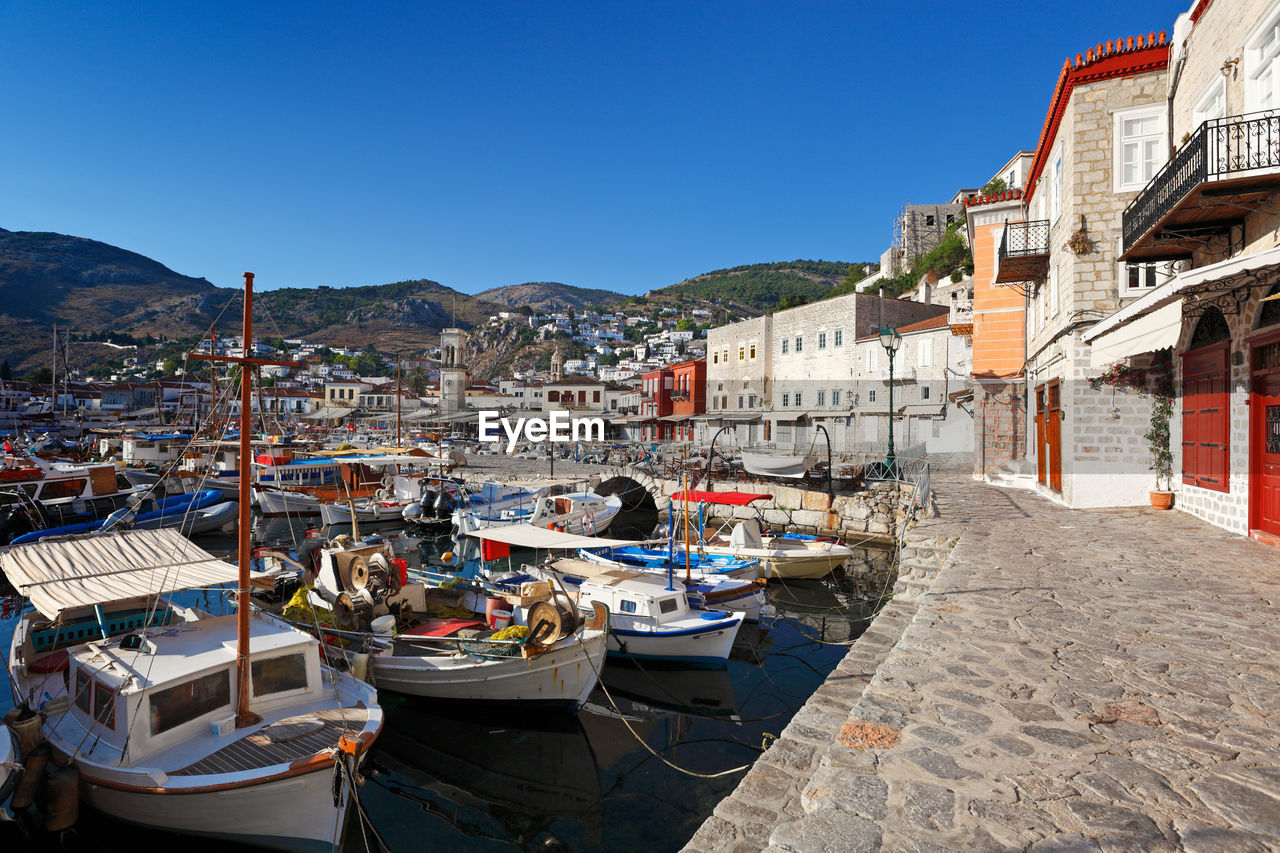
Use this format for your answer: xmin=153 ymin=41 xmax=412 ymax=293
xmin=292 ymin=538 xmax=607 ymax=710
xmin=319 ymin=498 xmax=413 ymax=527
xmin=574 ymin=548 xmax=769 ymax=621
xmin=739 ymin=450 xmax=816 ymax=479
xmin=1 ymin=529 xmax=382 ymax=852
xmin=2 ymin=271 xmax=384 ymax=851
xmin=697 ymin=518 xmax=852 ymax=580
xmin=669 ymin=490 xmax=852 ymax=580
xmin=455 ymin=490 xmax=622 ymax=538
xmin=523 ymin=557 xmax=743 ymax=666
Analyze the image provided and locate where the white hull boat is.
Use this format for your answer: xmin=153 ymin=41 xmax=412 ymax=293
xmin=2 ymin=529 xmax=383 ymax=853
xmin=698 ymin=519 xmax=852 ymax=580
xmin=294 ymin=538 xmax=608 ymax=710
xmin=457 ymin=492 xmax=622 ymax=538
xmin=526 ymin=558 xmax=742 ymax=667
xmin=320 ymin=499 xmax=410 ymax=527
xmin=255 ymin=486 xmax=323 ymax=516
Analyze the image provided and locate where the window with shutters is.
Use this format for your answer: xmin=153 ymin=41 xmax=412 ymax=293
xmin=1181 ymin=309 xmax=1231 ymax=492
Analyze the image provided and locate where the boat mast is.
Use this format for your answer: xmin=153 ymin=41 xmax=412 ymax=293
xmin=187 ymin=272 xmax=296 ymax=728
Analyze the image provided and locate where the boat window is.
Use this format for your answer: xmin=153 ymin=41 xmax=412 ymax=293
xmin=0 ymin=483 xmax=40 ymax=505
xmin=74 ymin=668 xmax=92 ymax=714
xmin=658 ymin=598 xmax=679 ymax=614
xmin=251 ymin=653 xmax=309 ymax=696
xmin=93 ymin=679 xmax=115 ymax=729
xmin=619 ymin=599 xmax=637 ymax=614
xmin=41 ymin=479 xmax=88 ymax=500
xmin=150 ymin=669 xmax=230 ymax=735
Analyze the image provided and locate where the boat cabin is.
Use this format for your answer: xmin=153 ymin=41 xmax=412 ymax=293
xmin=14 ymin=602 xmax=324 ymax=767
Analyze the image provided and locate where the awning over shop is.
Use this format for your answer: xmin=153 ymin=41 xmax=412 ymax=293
xmin=1084 ymin=244 xmax=1280 ymax=351
xmin=1087 ymin=300 xmax=1185 ymax=368
xmin=657 ymin=414 xmax=689 ymax=423
xmin=766 ymin=411 xmax=808 ymax=422
xmin=900 ymin=404 xmax=945 ymax=416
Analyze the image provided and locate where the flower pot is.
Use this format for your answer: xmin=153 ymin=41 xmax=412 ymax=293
xmin=1149 ymin=490 xmax=1174 ymax=510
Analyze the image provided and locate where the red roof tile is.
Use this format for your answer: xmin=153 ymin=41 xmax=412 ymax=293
xmin=1024 ymin=32 xmax=1170 ymax=206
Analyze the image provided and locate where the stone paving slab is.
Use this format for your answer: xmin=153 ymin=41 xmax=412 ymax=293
xmin=686 ymin=471 xmax=1280 ymax=852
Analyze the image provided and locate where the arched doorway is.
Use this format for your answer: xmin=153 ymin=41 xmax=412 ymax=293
xmin=1182 ymin=306 xmax=1231 ymax=494
xmin=1250 ymin=285 xmax=1280 ymax=539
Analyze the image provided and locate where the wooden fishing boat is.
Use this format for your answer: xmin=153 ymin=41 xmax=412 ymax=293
xmin=278 ymin=536 xmax=609 ymax=711
xmin=1 ymin=272 xmax=383 ymax=851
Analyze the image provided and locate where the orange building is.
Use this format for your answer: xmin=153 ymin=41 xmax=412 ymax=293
xmin=964 ymin=180 xmax=1030 ymax=479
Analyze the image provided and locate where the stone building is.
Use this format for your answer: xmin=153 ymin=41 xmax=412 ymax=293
xmin=1001 ymin=32 xmax=1172 ymax=507
xmin=703 ymin=315 xmax=772 ymax=447
xmin=766 ymin=291 xmax=946 ymax=451
xmin=1084 ymin=0 xmax=1280 ymax=545
xmin=439 ymin=328 xmax=468 ymax=417
xmin=848 ymin=314 xmax=974 ymax=456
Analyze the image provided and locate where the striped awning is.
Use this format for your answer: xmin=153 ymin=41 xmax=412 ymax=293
xmin=1 ymin=529 xmax=241 ymax=620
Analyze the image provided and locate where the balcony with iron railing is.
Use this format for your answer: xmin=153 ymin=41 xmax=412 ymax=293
xmin=994 ymin=220 xmax=1051 ymax=284
xmin=1122 ymin=109 xmax=1280 ymax=261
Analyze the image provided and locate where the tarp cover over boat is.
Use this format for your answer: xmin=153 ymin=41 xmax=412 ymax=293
xmin=739 ymin=451 xmax=816 ymax=479
xmin=0 ymin=529 xmax=241 ymax=619
xmin=463 ymin=524 xmax=640 ymax=550
xmin=669 ymin=490 xmax=772 ymax=505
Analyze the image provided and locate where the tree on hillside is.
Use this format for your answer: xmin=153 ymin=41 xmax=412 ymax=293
xmin=675 ymin=317 xmax=694 ymax=331
xmin=406 ymin=366 xmax=429 ymax=396
xmin=0 ymin=361 xmax=11 ymax=381
xmin=517 ymin=304 xmax=534 ymax=315
xmin=29 ymin=367 xmax=52 ymax=386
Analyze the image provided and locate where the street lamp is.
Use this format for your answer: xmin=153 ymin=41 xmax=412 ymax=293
xmin=878 ymin=325 xmax=902 ymax=477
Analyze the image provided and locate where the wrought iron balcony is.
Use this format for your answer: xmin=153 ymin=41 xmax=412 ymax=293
xmin=994 ymin=220 xmax=1050 ymax=284
xmin=1122 ymin=109 xmax=1280 ymax=261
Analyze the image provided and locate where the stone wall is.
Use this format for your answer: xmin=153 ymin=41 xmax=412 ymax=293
xmin=646 ymin=475 xmax=925 ymax=542
xmin=974 ymin=377 xmax=1026 ymax=477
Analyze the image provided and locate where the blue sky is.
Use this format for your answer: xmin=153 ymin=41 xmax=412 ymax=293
xmin=1 ymin=1 xmax=1182 ymax=296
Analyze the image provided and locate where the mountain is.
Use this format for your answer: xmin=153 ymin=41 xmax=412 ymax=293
xmin=477 ymin=282 xmax=626 ymax=312
xmin=0 ymin=227 xmax=504 ymax=374
xmin=648 ymin=260 xmax=868 ymax=312
xmin=0 ymin=226 xmax=219 ymax=332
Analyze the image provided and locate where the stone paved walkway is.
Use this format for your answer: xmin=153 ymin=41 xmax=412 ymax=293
xmin=686 ymin=470 xmax=1280 ymax=852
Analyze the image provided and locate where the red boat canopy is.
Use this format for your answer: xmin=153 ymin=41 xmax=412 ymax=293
xmin=669 ymin=490 xmax=772 ymax=506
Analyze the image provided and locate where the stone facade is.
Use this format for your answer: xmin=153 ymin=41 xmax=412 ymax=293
xmin=1023 ymin=53 xmax=1169 ymax=508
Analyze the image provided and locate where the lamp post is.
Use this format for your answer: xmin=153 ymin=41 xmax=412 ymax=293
xmin=878 ymin=325 xmax=901 ymax=477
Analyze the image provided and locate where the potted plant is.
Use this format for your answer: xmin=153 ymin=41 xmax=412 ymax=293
xmin=1144 ymin=385 xmax=1175 ymax=509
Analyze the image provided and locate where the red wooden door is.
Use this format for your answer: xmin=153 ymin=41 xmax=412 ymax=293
xmin=1182 ymin=343 xmax=1230 ymax=492
xmin=1251 ymin=365 xmax=1280 ymax=538
xmin=1047 ymin=380 xmax=1062 ymax=493
xmin=1035 ymin=385 xmax=1047 ymax=485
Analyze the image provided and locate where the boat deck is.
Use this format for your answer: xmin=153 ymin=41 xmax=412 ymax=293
xmin=172 ymin=705 xmax=368 ymax=776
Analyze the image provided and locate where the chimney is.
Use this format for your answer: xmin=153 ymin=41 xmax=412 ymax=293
xmin=879 ymin=287 xmax=885 ymax=329
xmin=923 ymin=282 xmax=932 ymax=306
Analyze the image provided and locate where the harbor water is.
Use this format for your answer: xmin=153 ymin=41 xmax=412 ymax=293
xmin=0 ymin=511 xmax=893 ymax=852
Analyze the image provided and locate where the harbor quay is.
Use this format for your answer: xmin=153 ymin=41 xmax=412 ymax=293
xmin=685 ymin=467 xmax=1280 ymax=852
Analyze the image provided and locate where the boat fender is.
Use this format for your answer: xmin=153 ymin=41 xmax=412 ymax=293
xmin=44 ymin=764 xmax=79 ymax=833
xmin=10 ymin=743 xmax=49 ymax=810
xmin=350 ymin=653 xmax=375 ymax=687
xmin=10 ymin=708 xmax=43 ymax=756
xmin=381 ymin=475 xmax=395 ymax=490
xmin=376 ymin=488 xmax=390 ymax=501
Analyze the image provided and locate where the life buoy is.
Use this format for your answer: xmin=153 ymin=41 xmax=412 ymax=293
xmin=381 ymin=475 xmax=395 ymax=489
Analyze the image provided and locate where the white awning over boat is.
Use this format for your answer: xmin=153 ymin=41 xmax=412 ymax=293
xmin=0 ymin=529 xmax=241 ymax=620
xmin=463 ymin=524 xmax=640 ymax=550
xmin=1087 ymin=299 xmax=1185 ymax=368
